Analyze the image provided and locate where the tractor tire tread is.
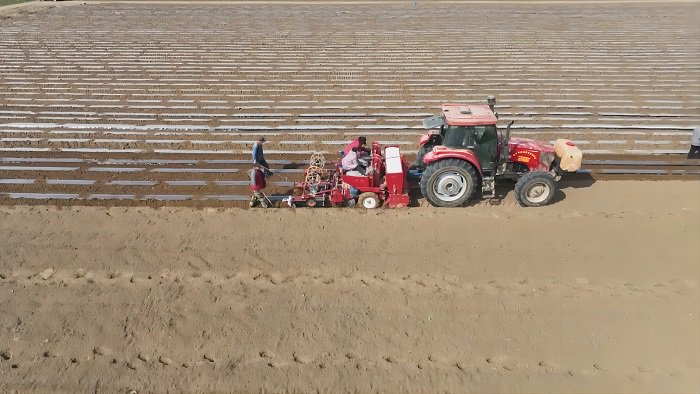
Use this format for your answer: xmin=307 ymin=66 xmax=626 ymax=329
xmin=513 ymin=171 xmax=557 ymax=207
xmin=419 ymin=158 xmax=478 ymax=207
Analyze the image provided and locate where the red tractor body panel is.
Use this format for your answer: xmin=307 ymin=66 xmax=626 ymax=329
xmin=383 ymin=146 xmax=411 ymax=207
xmin=422 ymin=145 xmax=483 ymax=175
xmin=508 ymin=137 xmax=556 ymax=171
xmin=342 ymin=174 xmax=379 ymax=190
xmin=509 ymin=137 xmax=554 ymax=153
xmin=329 ymin=187 xmax=349 ymax=204
xmin=441 ymin=103 xmax=498 ymax=126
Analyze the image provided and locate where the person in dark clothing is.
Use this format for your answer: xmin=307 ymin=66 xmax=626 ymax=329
xmin=252 ymin=136 xmax=273 ymax=176
xmin=689 ymin=127 xmax=700 ymax=159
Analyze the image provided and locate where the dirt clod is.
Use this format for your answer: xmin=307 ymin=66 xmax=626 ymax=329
xmin=39 ymin=268 xmax=55 ymax=280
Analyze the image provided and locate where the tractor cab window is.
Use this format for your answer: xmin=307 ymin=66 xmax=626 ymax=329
xmin=442 ymin=126 xmax=469 ymax=148
xmin=441 ymin=125 xmax=496 ymax=149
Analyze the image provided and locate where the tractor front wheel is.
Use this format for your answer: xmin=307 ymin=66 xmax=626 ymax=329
xmin=357 ymin=192 xmax=380 ymax=209
xmin=420 ymin=159 xmax=478 ymax=207
xmin=514 ymin=171 xmax=557 ymax=207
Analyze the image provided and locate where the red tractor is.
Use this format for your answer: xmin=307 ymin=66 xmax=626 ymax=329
xmin=412 ymin=96 xmax=582 ymax=207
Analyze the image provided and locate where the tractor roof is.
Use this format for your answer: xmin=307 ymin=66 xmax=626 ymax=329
xmin=441 ymin=103 xmax=497 ymax=126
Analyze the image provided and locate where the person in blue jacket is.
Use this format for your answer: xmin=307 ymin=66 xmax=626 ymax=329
xmin=252 ymin=136 xmax=273 ymax=176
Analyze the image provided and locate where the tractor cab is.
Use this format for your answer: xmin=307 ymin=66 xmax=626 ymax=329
xmin=413 ymin=95 xmax=582 ymax=208
xmin=416 ymin=101 xmax=501 ymax=176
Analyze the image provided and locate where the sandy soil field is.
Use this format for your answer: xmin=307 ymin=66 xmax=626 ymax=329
xmin=1 ymin=1 xmax=699 ymax=392
xmin=0 ymin=180 xmax=698 ymax=393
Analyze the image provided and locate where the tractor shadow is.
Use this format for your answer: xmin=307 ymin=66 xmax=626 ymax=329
xmin=550 ymin=173 xmax=597 ymax=204
xmin=557 ymin=172 xmax=597 ymax=189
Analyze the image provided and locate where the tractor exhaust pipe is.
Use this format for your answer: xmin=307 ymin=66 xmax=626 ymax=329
xmin=501 ymin=120 xmax=515 ymax=162
xmin=505 ymin=120 xmax=514 ymax=144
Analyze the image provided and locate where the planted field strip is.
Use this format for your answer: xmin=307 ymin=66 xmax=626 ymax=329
xmin=0 ymin=2 xmax=698 ymax=205
xmin=0 ymin=153 xmax=697 ymax=207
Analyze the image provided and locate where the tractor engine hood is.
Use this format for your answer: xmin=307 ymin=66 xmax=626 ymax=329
xmin=508 ymin=137 xmax=554 ymax=153
xmin=508 ymin=137 xmax=556 ymax=171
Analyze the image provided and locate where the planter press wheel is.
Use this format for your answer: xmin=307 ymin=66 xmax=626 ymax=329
xmin=306 ymin=198 xmax=317 ymax=208
xmin=309 ymin=153 xmax=326 ymax=168
xmin=357 ymin=192 xmax=380 ymax=209
xmin=306 ymin=165 xmax=323 ymax=177
xmin=305 ymin=171 xmax=321 ymax=186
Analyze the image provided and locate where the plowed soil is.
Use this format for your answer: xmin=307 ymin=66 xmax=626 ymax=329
xmin=1 ymin=181 xmax=699 ymax=393
xmin=1 ymin=2 xmax=699 ymax=393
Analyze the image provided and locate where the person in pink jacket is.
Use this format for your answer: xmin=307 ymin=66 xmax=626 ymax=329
xmin=342 ymin=136 xmax=369 ymax=156
xmin=249 ymin=163 xmax=269 ymax=208
xmin=341 ymin=147 xmax=367 ymax=175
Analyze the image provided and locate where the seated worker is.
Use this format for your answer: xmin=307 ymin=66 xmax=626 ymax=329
xmin=341 ymin=147 xmax=366 ymax=175
xmin=341 ymin=136 xmax=370 ymax=157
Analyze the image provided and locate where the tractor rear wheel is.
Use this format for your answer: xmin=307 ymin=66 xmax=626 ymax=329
xmin=420 ymin=159 xmax=478 ymax=207
xmin=357 ymin=192 xmax=380 ymax=209
xmin=514 ymin=171 xmax=557 ymax=207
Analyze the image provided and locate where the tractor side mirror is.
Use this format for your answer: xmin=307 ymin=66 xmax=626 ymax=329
xmin=422 ymin=115 xmax=446 ymax=130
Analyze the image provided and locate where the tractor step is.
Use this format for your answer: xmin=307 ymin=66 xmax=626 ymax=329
xmin=482 ymin=176 xmax=495 ymax=198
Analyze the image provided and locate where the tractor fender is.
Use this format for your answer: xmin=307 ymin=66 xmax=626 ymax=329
xmin=419 ymin=133 xmax=431 ymax=146
xmin=422 ymin=146 xmax=482 ymax=175
xmin=419 ymin=132 xmax=442 ymax=147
